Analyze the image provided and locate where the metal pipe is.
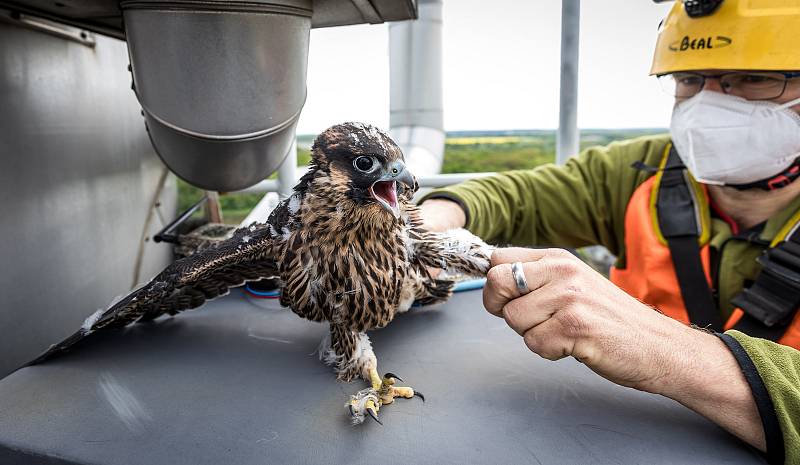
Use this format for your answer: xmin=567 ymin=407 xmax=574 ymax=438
xmin=236 ymin=140 xmax=296 ymax=226
xmin=277 ymin=140 xmax=298 ymax=198
xmin=412 ymin=172 xmax=496 ymax=188
xmin=556 ymin=0 xmax=580 ymax=164
xmin=557 ymin=1 xmax=616 ymax=272
xmin=239 ymin=192 xmax=281 ymax=226
xmin=237 ymin=179 xmax=280 ymax=194
xmin=388 ymin=0 xmax=445 ymax=176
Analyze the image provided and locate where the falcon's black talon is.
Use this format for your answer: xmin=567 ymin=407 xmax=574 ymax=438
xmin=414 ymin=391 xmax=425 ymax=402
xmin=367 ymin=409 xmax=383 ymax=425
xmin=383 ymin=372 xmax=403 ymax=382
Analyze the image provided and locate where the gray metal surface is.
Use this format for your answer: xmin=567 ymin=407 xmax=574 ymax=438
xmin=0 ymin=22 xmax=176 ymax=378
xmin=0 ymin=290 xmax=764 ymax=464
xmin=124 ymin=3 xmax=310 ymax=191
xmin=0 ymin=0 xmax=417 ymax=39
xmin=556 ymin=0 xmax=580 ymax=164
xmin=311 ymin=0 xmax=416 ymax=28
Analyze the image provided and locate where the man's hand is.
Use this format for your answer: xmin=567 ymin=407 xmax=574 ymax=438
xmin=418 ymin=199 xmax=466 ymax=232
xmin=485 ymin=247 xmax=766 ymax=451
xmin=485 ymin=247 xmax=688 ymax=391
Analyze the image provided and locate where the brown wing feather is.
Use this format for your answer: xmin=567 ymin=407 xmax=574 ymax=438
xmin=28 ymin=221 xmax=283 ymax=365
xmin=403 ymin=204 xmax=492 ymax=277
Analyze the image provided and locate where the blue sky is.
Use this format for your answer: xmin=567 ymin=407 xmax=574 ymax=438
xmin=296 ymin=0 xmax=675 ymax=134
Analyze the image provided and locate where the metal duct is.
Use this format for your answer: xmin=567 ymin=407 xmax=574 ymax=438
xmin=388 ymin=0 xmax=444 ymax=176
xmin=122 ymin=0 xmax=311 ymax=191
xmin=557 ymin=0 xmax=580 ymax=164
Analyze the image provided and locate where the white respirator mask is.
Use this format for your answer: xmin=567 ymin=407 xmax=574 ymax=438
xmin=669 ymin=90 xmax=800 ymax=187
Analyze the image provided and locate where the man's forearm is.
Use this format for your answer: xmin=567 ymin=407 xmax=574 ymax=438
xmin=418 ymin=198 xmax=466 ymax=232
xmin=643 ymin=326 xmax=766 ymax=451
xmin=485 ymin=248 xmax=769 ymax=456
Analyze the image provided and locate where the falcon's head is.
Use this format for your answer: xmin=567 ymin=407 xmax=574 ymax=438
xmin=308 ymin=122 xmax=417 ymax=219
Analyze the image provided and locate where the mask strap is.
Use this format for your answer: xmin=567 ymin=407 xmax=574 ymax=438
xmin=777 ymin=96 xmax=800 ymax=110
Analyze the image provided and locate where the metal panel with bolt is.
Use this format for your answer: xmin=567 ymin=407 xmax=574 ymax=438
xmin=0 ymin=19 xmax=176 ymax=378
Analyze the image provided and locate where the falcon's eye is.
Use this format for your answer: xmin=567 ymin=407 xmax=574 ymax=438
xmin=353 ymin=156 xmax=377 ymax=173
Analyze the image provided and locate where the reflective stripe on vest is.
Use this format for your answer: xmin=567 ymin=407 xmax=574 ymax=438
xmin=609 ymin=144 xmax=800 ymax=349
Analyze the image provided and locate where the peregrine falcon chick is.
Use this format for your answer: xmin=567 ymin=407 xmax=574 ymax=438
xmin=29 ymin=122 xmax=493 ymax=425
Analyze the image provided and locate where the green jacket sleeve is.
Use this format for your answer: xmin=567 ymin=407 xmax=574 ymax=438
xmin=420 ymin=134 xmax=670 ymax=255
xmin=724 ymin=330 xmax=800 ymax=464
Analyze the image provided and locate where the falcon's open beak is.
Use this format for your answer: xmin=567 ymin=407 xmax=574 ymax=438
xmin=370 ymin=161 xmax=414 ymax=219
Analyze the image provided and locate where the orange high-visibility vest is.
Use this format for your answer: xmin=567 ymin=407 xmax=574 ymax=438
xmin=610 ymin=145 xmax=800 ymax=349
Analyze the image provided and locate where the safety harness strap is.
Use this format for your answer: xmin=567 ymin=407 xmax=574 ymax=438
xmin=732 ymin=231 xmax=800 ymax=335
xmin=657 ymin=148 xmax=724 ymax=330
xmin=656 ymin=146 xmax=800 ymax=341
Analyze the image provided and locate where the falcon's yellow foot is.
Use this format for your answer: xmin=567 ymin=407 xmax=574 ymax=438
xmin=346 ymin=371 xmax=424 ymax=425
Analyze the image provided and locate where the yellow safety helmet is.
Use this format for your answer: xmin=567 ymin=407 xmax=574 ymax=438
xmin=651 ymin=0 xmax=800 ymax=75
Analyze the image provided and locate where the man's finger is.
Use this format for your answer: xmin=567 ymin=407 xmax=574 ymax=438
xmin=522 ymin=318 xmax=575 ymax=361
xmin=483 ymin=260 xmax=549 ymax=316
xmin=483 ymin=263 xmax=518 ymax=316
xmin=500 ymin=283 xmax=561 ymax=335
xmin=490 ymin=247 xmax=550 ymax=268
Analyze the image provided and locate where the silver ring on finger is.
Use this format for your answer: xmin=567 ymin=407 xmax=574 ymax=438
xmin=511 ymin=261 xmax=530 ymax=295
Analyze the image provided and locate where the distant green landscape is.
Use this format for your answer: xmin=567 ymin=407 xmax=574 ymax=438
xmin=178 ymin=128 xmax=665 ymax=224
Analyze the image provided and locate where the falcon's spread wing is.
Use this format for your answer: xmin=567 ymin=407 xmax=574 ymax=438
xmin=28 ymin=205 xmax=292 ymax=366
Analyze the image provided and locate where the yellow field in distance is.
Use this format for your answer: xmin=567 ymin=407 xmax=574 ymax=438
xmin=446 ymin=136 xmax=523 ymax=145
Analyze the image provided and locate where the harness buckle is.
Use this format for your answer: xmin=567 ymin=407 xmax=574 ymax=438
xmin=767 ymin=175 xmax=792 ymax=190
xmin=732 ymin=241 xmax=800 ymax=327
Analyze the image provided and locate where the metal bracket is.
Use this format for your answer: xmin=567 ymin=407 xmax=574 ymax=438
xmin=0 ymin=8 xmax=95 ymax=47
xmin=349 ymin=0 xmax=382 ymax=23
xmin=153 ymin=196 xmax=208 ymax=244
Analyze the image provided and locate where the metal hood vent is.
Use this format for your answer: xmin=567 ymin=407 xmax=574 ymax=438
xmin=122 ymin=0 xmax=311 ymax=191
